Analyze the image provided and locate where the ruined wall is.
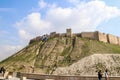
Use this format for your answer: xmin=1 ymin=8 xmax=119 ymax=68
xmin=81 ymin=32 xmax=98 ymax=40
xmin=107 ymin=34 xmax=118 ymax=45
xmin=29 ymin=36 xmax=42 ymax=44
xmin=50 ymin=32 xmax=65 ymax=38
xmin=50 ymin=32 xmax=56 ymax=38
xmin=74 ymin=33 xmax=81 ymax=37
xmin=60 ymin=33 xmax=66 ymax=37
xmin=97 ymin=31 xmax=108 ymax=43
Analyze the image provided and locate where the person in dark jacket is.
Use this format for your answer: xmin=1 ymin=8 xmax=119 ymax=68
xmin=0 ymin=67 xmax=6 ymax=77
xmin=98 ymin=70 xmax=103 ymax=80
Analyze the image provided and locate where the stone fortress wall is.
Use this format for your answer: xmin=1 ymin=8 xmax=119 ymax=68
xmin=29 ymin=29 xmax=120 ymax=46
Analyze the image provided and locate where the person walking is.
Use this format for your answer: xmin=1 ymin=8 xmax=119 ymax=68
xmin=0 ymin=67 xmax=6 ymax=77
xmin=98 ymin=70 xmax=103 ymax=80
xmin=105 ymin=69 xmax=109 ymax=80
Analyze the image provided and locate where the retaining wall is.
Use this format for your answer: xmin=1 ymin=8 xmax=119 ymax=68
xmin=18 ymin=73 xmax=120 ymax=80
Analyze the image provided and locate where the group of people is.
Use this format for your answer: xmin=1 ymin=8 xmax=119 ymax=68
xmin=98 ymin=69 xmax=109 ymax=80
xmin=0 ymin=67 xmax=6 ymax=77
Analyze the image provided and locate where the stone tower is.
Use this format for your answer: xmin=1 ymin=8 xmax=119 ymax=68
xmin=66 ymin=28 xmax=72 ymax=37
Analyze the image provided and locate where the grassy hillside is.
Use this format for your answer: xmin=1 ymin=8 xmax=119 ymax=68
xmin=0 ymin=37 xmax=120 ymax=74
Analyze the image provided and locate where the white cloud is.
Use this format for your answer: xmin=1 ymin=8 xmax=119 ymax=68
xmin=16 ymin=12 xmax=51 ymax=41
xmin=19 ymin=29 xmax=32 ymax=41
xmin=15 ymin=0 xmax=120 ymax=45
xmin=38 ymin=0 xmax=47 ymax=9
xmin=68 ymin=0 xmax=80 ymax=4
xmin=45 ymin=0 xmax=120 ymax=32
xmin=0 ymin=45 xmax=23 ymax=61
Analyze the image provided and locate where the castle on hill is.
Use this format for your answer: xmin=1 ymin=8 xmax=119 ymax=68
xmin=29 ymin=29 xmax=120 ymax=46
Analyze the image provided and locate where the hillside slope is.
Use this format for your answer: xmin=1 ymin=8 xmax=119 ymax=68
xmin=0 ymin=37 xmax=120 ymax=75
xmin=53 ymin=54 xmax=120 ymax=76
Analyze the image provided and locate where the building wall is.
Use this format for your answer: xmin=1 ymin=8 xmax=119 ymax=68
xmin=107 ymin=34 xmax=118 ymax=45
xmin=81 ymin=32 xmax=98 ymax=40
xmin=97 ymin=31 xmax=108 ymax=43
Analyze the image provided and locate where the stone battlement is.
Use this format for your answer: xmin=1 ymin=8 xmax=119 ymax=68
xmin=29 ymin=29 xmax=120 ymax=46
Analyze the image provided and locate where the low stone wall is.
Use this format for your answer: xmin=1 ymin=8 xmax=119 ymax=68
xmin=18 ymin=73 xmax=120 ymax=80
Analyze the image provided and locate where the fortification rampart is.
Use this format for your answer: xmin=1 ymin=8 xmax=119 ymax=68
xmin=66 ymin=29 xmax=72 ymax=37
xmin=107 ymin=34 xmax=118 ymax=45
xmin=29 ymin=29 xmax=120 ymax=46
xmin=81 ymin=32 xmax=98 ymax=40
xmin=50 ymin=32 xmax=56 ymax=38
xmin=97 ymin=31 xmax=108 ymax=43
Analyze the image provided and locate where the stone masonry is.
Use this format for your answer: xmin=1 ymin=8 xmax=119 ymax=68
xmin=29 ymin=29 xmax=120 ymax=46
xmin=107 ymin=34 xmax=118 ymax=45
xmin=66 ymin=28 xmax=72 ymax=37
xmin=81 ymin=32 xmax=97 ymax=40
xmin=97 ymin=31 xmax=108 ymax=43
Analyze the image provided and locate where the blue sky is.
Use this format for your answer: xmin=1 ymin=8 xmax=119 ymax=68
xmin=0 ymin=0 xmax=120 ymax=61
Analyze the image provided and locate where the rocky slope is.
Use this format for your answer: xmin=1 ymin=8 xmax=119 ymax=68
xmin=53 ymin=54 xmax=120 ymax=76
xmin=0 ymin=37 xmax=120 ymax=76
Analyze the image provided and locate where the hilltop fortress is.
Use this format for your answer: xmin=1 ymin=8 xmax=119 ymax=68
xmin=29 ymin=29 xmax=120 ymax=45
